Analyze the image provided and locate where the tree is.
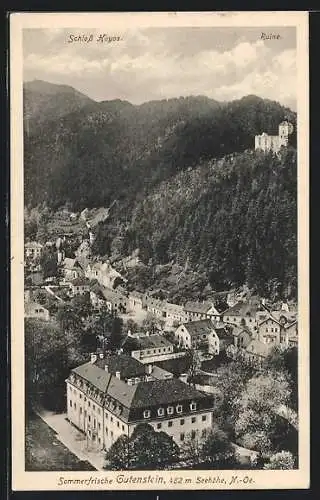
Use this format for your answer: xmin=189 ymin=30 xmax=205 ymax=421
xmin=201 ymin=425 xmax=235 ymax=464
xmin=142 ymin=313 xmax=164 ymax=334
xmin=263 ymin=450 xmax=295 ymax=470
xmin=105 ymin=435 xmax=130 ymax=470
xmin=25 ymin=318 xmax=69 ymax=411
xmin=233 ymin=372 xmax=292 ymax=456
xmin=40 ymin=248 xmax=58 ymax=278
xmin=185 ymin=349 xmax=202 ymax=384
xmin=104 ymin=423 xmax=180 ymax=470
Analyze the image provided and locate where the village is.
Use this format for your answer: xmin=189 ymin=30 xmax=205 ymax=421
xmin=24 ymin=202 xmax=298 ymax=471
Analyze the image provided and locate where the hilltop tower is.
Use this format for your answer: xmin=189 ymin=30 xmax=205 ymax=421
xmin=278 ymin=120 xmax=294 ymax=148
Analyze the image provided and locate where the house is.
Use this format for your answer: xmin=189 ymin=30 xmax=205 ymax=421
xmin=183 ymin=301 xmax=214 ymax=322
xmin=100 ymin=287 xmax=128 ymax=314
xmin=146 ymin=298 xmax=166 ymax=319
xmin=222 ymin=301 xmax=259 ymax=330
xmin=257 ymin=316 xmax=281 ymax=345
xmin=66 ymin=355 xmax=215 ymax=451
xmin=24 ymin=241 xmax=43 ymax=260
xmin=162 ymin=302 xmax=185 ymax=327
xmin=231 ymin=326 xmax=252 ymax=349
xmin=62 ymin=258 xmax=83 ymax=281
xmin=212 ymin=323 xmax=234 ymax=352
xmin=281 ymin=321 xmax=298 ymax=348
xmin=128 ymin=291 xmax=143 ymax=313
xmin=243 ymin=339 xmax=273 ymax=368
xmin=25 ymin=301 xmax=50 ymax=321
xmin=86 ymin=260 xmax=126 ymax=290
xmin=90 ymin=286 xmax=108 ymax=311
xmin=69 ymin=277 xmax=91 ymax=297
xmin=175 ymin=319 xmax=217 ymax=351
xmin=122 ymin=335 xmax=174 ymax=363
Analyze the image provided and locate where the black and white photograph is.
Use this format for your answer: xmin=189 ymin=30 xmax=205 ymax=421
xmin=10 ymin=11 xmax=309 ymax=491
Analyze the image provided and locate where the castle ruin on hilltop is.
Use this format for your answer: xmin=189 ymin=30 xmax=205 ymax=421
xmin=255 ymin=120 xmax=294 ymax=153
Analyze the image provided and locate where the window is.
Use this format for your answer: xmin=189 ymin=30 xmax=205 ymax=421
xmin=84 ymin=410 xmax=87 ymax=417
xmin=190 ymin=402 xmax=197 ymax=411
xmin=180 ymin=433 xmax=185 ymax=441
xmin=93 ymin=418 xmax=96 ymax=429
xmin=117 ymin=421 xmax=120 ymax=428
xmin=122 ymin=425 xmax=125 ymax=431
xmin=79 ymin=393 xmax=82 ymax=399
xmin=167 ymin=406 xmax=174 ymax=415
xmin=191 ymin=417 xmax=196 ymax=423
xmin=202 ymin=429 xmax=207 ymax=438
xmin=157 ymin=423 xmax=162 ymax=429
xmin=158 ymin=408 xmax=165 ymax=417
xmin=105 ymin=427 xmax=108 ymax=435
xmin=69 ymin=400 xmax=72 ymax=407
xmin=168 ymin=421 xmax=173 ymax=428
xmin=180 ymin=419 xmax=185 ymax=425
xmin=93 ymin=404 xmax=95 ymax=411
xmin=84 ymin=397 xmax=87 ymax=402
xmin=111 ymin=431 xmax=113 ymax=438
xmin=202 ymin=415 xmax=207 ymax=422
xmin=110 ymin=416 xmax=113 ymax=422
xmin=176 ymin=405 xmax=183 ymax=413
xmin=74 ymin=402 xmax=76 ymax=409
xmin=191 ymin=430 xmax=196 ymax=439
xmin=88 ymin=415 xmax=91 ymax=422
xmin=143 ymin=410 xmax=151 ymax=419
xmin=98 ymin=423 xmax=101 ymax=430
xmin=80 ymin=407 xmax=82 ymax=414
xmin=98 ymin=408 xmax=100 ymax=415
xmin=88 ymin=401 xmax=91 ymax=407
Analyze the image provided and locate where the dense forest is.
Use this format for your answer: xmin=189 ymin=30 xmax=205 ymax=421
xmin=24 ymin=81 xmax=297 ymax=299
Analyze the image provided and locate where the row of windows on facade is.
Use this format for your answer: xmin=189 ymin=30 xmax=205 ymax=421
xmin=70 ymin=399 xmax=207 ymax=429
xmin=69 ymin=396 xmax=198 ymax=418
xmin=225 ymin=316 xmax=254 ymax=323
xmin=141 ymin=347 xmax=172 ymax=355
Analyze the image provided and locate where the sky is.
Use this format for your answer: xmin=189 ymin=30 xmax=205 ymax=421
xmin=23 ymin=27 xmax=297 ymax=110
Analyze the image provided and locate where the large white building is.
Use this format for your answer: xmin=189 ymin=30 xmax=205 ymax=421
xmin=66 ymin=353 xmax=215 ymax=451
xmin=254 ymin=121 xmax=294 ymax=153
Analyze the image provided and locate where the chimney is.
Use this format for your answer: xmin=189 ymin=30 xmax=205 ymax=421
xmin=146 ymin=364 xmax=153 ymax=375
xmin=90 ymin=353 xmax=97 ymax=364
xmin=115 ymin=371 xmax=121 ymax=379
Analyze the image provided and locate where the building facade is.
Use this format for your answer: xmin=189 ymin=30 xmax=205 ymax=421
xmin=66 ymin=355 xmax=215 ymax=451
xmin=254 ymin=120 xmax=294 ymax=153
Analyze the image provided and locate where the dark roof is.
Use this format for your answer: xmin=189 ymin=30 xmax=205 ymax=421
xmin=184 ymin=301 xmax=212 ymax=314
xmin=71 ymin=277 xmax=91 ymax=286
xmin=223 ymin=301 xmax=259 ymax=317
xmin=129 ymin=378 xmax=207 ymax=408
xmin=182 ymin=319 xmax=214 ymax=337
xmin=95 ymin=354 xmax=146 ymax=379
xmin=72 ymin=362 xmax=111 ymax=392
xmin=122 ymin=334 xmax=173 ymax=352
xmin=155 ymin=356 xmax=190 ymax=377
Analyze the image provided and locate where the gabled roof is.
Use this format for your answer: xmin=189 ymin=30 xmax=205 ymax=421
xmin=258 ymin=316 xmax=281 ymax=328
xmin=181 ymin=319 xmax=214 ymax=337
xmin=122 ymin=334 xmax=173 ymax=351
xmin=223 ymin=301 xmax=259 ymax=318
xmin=95 ymin=354 xmax=146 ymax=379
xmin=246 ymin=339 xmax=273 ymax=358
xmin=164 ymin=302 xmax=184 ymax=314
xmin=129 ymin=378 xmax=207 ymax=409
xmin=72 ymin=362 xmax=111 ymax=392
xmin=184 ymin=301 xmax=212 ymax=314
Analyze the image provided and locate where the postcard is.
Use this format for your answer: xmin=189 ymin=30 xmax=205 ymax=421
xmin=10 ymin=11 xmax=309 ymax=491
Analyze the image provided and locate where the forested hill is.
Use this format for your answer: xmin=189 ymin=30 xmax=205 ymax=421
xmin=24 ymin=83 xmax=297 ymax=298
xmin=24 ymin=85 xmax=296 ymax=210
